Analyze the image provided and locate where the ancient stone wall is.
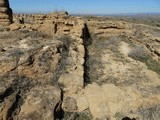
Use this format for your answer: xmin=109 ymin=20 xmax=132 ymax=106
xmin=0 ymin=0 xmax=12 ymax=26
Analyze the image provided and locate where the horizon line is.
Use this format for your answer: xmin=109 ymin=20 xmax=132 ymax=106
xmin=13 ymin=10 xmax=160 ymax=16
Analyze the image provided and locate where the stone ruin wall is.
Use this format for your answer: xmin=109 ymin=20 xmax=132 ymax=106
xmin=0 ymin=0 xmax=12 ymax=26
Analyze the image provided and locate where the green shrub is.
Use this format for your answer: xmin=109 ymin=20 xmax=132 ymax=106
xmin=128 ymin=46 xmax=160 ymax=75
xmin=107 ymin=36 xmax=120 ymax=46
xmin=128 ymin=46 xmax=150 ymax=61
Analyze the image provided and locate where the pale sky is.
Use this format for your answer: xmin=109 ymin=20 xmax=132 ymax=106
xmin=10 ymin=0 xmax=160 ymax=14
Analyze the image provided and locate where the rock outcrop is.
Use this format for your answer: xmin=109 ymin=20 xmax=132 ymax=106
xmin=73 ymin=83 xmax=160 ymax=120
xmin=0 ymin=0 xmax=12 ymax=26
xmin=0 ymin=11 xmax=91 ymax=119
xmin=17 ymin=86 xmax=61 ymax=120
xmin=0 ymin=8 xmax=160 ymax=120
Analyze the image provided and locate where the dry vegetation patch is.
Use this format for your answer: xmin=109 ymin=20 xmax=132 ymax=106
xmin=128 ymin=46 xmax=160 ymax=75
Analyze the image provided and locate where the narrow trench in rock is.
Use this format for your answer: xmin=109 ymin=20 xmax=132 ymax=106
xmin=0 ymin=78 xmax=31 ymax=120
xmin=53 ymin=24 xmax=92 ymax=119
xmin=53 ymin=89 xmax=64 ymax=120
xmin=83 ymin=45 xmax=91 ymax=85
xmin=82 ymin=24 xmax=92 ymax=86
xmin=9 ymin=77 xmax=32 ymax=119
xmin=0 ymin=75 xmax=32 ymax=119
xmin=7 ymin=93 xmax=22 ymax=119
xmin=0 ymin=87 xmax=14 ymax=103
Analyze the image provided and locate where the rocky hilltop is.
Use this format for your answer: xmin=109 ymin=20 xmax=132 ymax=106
xmin=0 ymin=1 xmax=160 ymax=120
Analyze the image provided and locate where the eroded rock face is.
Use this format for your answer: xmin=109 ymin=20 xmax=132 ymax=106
xmin=62 ymin=96 xmax=78 ymax=112
xmin=84 ymin=83 xmax=110 ymax=119
xmin=0 ymin=13 xmax=90 ymax=119
xmin=0 ymin=0 xmax=12 ymax=26
xmin=72 ymin=83 xmax=160 ymax=120
xmin=0 ymin=36 xmax=63 ymax=84
xmin=17 ymin=86 xmax=61 ymax=120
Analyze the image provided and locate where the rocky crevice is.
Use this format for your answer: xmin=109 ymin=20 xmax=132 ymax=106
xmin=5 ymin=92 xmax=21 ymax=120
xmin=0 ymin=86 xmax=13 ymax=103
xmin=83 ymin=47 xmax=90 ymax=85
xmin=0 ymin=51 xmax=35 ymax=119
xmin=53 ymin=89 xmax=64 ymax=120
xmin=0 ymin=77 xmax=33 ymax=119
xmin=53 ymin=23 xmax=92 ymax=119
xmin=82 ymin=24 xmax=92 ymax=85
xmin=2 ymin=53 xmax=33 ymax=119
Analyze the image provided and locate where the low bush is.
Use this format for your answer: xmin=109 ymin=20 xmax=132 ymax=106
xmin=128 ymin=46 xmax=160 ymax=75
xmin=128 ymin=46 xmax=150 ymax=61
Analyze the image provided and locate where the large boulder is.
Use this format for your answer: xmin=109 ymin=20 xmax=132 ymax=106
xmin=58 ymin=73 xmax=84 ymax=93
xmin=84 ymin=83 xmax=110 ymax=119
xmin=17 ymin=86 xmax=61 ymax=120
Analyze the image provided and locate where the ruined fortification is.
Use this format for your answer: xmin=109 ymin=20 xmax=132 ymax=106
xmin=0 ymin=0 xmax=12 ymax=26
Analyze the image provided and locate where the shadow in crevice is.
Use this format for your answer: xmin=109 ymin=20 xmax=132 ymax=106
xmin=0 ymin=74 xmax=32 ymax=119
xmin=0 ymin=86 xmax=13 ymax=103
xmin=122 ymin=117 xmax=136 ymax=120
xmin=82 ymin=23 xmax=92 ymax=46
xmin=82 ymin=23 xmax=93 ymax=86
xmin=7 ymin=92 xmax=23 ymax=119
xmin=53 ymin=89 xmax=64 ymax=120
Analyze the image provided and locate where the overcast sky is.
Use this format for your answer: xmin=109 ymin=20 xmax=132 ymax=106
xmin=10 ymin=0 xmax=160 ymax=14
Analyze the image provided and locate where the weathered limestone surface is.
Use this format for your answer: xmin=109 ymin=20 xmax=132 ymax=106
xmin=0 ymin=11 xmax=91 ymax=119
